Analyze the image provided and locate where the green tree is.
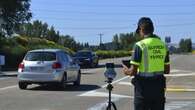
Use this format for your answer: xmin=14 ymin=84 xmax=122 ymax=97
xmin=0 ymin=0 xmax=32 ymax=35
xmin=112 ymin=34 xmax=120 ymax=50
xmin=186 ymin=38 xmax=192 ymax=52
xmin=179 ymin=38 xmax=192 ymax=53
xmin=118 ymin=32 xmax=137 ymax=50
xmin=47 ymin=26 xmax=59 ymax=43
xmin=60 ymin=35 xmax=77 ymax=51
xmin=17 ymin=20 xmax=49 ymax=38
xmin=179 ymin=38 xmax=185 ymax=52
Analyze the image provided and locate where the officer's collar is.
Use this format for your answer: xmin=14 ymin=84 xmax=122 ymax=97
xmin=144 ymin=34 xmax=160 ymax=39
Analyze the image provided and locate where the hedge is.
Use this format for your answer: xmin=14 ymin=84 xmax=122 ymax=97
xmin=192 ymin=50 xmax=195 ymax=55
xmin=0 ymin=36 xmax=74 ymax=70
xmin=96 ymin=50 xmax=132 ymax=59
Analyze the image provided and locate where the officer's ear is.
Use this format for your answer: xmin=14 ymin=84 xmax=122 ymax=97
xmin=136 ymin=26 xmax=140 ymax=34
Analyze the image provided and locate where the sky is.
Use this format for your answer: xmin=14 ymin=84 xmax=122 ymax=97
xmin=30 ymin=0 xmax=195 ymax=45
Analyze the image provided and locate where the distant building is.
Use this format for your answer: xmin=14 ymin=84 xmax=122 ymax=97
xmin=192 ymin=43 xmax=195 ymax=49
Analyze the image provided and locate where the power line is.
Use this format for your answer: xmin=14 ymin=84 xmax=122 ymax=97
xmin=54 ymin=23 xmax=195 ymax=30
xmin=157 ymin=23 xmax=195 ymax=27
xmin=32 ymin=9 xmax=195 ymax=16
xmin=32 ymin=17 xmax=137 ymax=22
xmin=32 ymin=15 xmax=195 ymax=23
xmin=32 ymin=1 xmax=195 ymax=8
xmin=98 ymin=33 xmax=103 ymax=45
xmin=57 ymin=26 xmax=131 ymax=30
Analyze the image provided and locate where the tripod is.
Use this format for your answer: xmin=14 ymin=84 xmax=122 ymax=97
xmin=106 ymin=79 xmax=117 ymax=110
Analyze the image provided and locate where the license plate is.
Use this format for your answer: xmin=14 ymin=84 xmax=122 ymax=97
xmin=30 ymin=67 xmax=43 ymax=72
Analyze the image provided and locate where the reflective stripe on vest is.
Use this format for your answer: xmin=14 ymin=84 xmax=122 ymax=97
xmin=136 ymin=37 xmax=167 ymax=74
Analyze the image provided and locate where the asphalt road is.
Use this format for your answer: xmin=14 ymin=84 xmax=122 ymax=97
xmin=0 ymin=55 xmax=195 ymax=110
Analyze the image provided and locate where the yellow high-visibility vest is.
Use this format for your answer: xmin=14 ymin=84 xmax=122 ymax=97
xmin=131 ymin=36 xmax=169 ymax=74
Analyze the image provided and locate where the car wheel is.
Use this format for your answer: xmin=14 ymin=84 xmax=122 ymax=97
xmin=73 ymin=70 xmax=81 ymax=86
xmin=60 ymin=73 xmax=67 ymax=89
xmin=90 ymin=62 xmax=95 ymax=68
xmin=18 ymin=82 xmax=28 ymax=90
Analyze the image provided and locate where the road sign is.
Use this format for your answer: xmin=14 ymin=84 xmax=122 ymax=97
xmin=165 ymin=37 xmax=171 ymax=43
xmin=0 ymin=55 xmax=5 ymax=65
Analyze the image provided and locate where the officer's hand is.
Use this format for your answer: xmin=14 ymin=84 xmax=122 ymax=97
xmin=122 ymin=64 xmax=138 ymax=76
xmin=122 ymin=64 xmax=130 ymax=75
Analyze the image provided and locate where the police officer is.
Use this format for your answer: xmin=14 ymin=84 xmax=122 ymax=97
xmin=123 ymin=17 xmax=170 ymax=110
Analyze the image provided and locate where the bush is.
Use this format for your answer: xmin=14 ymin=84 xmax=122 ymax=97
xmin=192 ymin=50 xmax=195 ymax=54
xmin=11 ymin=45 xmax=28 ymax=55
xmin=1 ymin=45 xmax=27 ymax=71
xmin=1 ymin=36 xmax=75 ymax=70
xmin=15 ymin=36 xmax=28 ymax=46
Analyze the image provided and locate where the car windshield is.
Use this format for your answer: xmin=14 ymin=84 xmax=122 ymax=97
xmin=25 ymin=52 xmax=56 ymax=61
xmin=75 ymin=52 xmax=92 ymax=57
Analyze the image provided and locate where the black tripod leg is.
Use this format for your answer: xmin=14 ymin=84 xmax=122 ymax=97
xmin=106 ymin=104 xmax=110 ymax=110
xmin=106 ymin=102 xmax=117 ymax=110
xmin=111 ymin=102 xmax=117 ymax=110
xmin=106 ymin=103 xmax=111 ymax=110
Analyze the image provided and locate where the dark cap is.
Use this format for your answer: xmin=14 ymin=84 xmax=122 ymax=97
xmin=136 ymin=17 xmax=154 ymax=34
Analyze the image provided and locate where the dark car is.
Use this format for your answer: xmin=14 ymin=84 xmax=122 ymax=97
xmin=74 ymin=51 xmax=98 ymax=68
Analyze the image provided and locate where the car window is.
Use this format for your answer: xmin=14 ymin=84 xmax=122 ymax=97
xmin=25 ymin=52 xmax=56 ymax=61
xmin=76 ymin=52 xmax=92 ymax=57
xmin=60 ymin=52 xmax=69 ymax=62
xmin=67 ymin=54 xmax=73 ymax=63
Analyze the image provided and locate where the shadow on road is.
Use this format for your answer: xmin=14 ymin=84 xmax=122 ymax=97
xmin=80 ymin=64 xmax=123 ymax=70
xmin=0 ymin=74 xmax=17 ymax=77
xmin=28 ymin=84 xmax=101 ymax=92
xmin=81 ymin=72 xmax=97 ymax=75
xmin=97 ymin=64 xmax=123 ymax=68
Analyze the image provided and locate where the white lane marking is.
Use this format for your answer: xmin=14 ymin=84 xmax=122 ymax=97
xmin=80 ymin=69 xmax=195 ymax=97
xmin=102 ymin=76 xmax=130 ymax=88
xmin=80 ymin=91 xmax=132 ymax=98
xmin=88 ymin=98 xmax=195 ymax=110
xmin=171 ymin=69 xmax=191 ymax=73
xmin=82 ymin=68 xmax=102 ymax=73
xmin=165 ymin=72 xmax=195 ymax=77
xmin=79 ymin=76 xmax=131 ymax=110
xmin=0 ymin=85 xmax=17 ymax=91
xmin=118 ymin=81 xmax=132 ymax=86
xmin=0 ymin=77 xmax=11 ymax=80
xmin=170 ymin=55 xmax=182 ymax=61
xmin=165 ymin=101 xmax=193 ymax=110
xmin=170 ymin=69 xmax=182 ymax=73
xmin=79 ymin=76 xmax=130 ymax=97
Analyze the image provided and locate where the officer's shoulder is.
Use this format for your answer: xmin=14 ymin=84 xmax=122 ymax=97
xmin=135 ymin=40 xmax=142 ymax=46
xmin=153 ymin=35 xmax=167 ymax=46
xmin=152 ymin=34 xmax=161 ymax=40
xmin=135 ymin=40 xmax=145 ymax=48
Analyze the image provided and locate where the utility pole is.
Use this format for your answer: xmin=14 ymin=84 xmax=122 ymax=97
xmin=98 ymin=33 xmax=104 ymax=50
xmin=98 ymin=33 xmax=103 ymax=45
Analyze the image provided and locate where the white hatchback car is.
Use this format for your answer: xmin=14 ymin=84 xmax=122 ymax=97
xmin=18 ymin=49 xmax=81 ymax=89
